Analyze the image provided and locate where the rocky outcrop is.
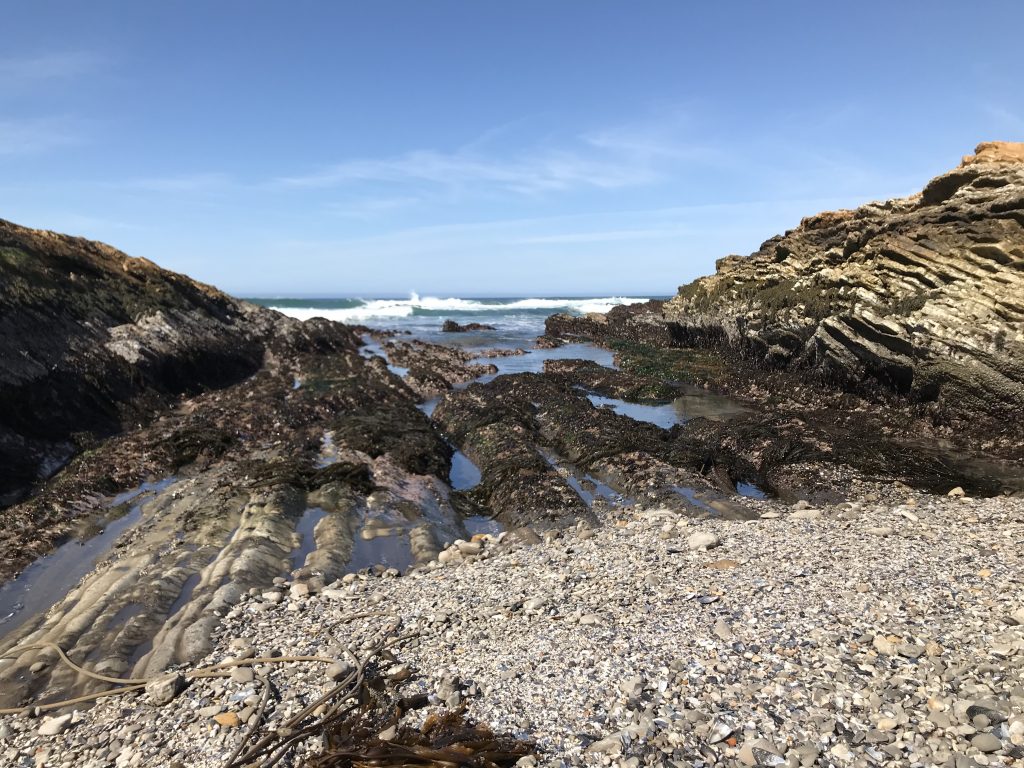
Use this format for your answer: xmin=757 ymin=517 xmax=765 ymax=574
xmin=547 ymin=143 xmax=1024 ymax=440
xmin=545 ymin=301 xmax=671 ymax=348
xmin=0 ymin=219 xmax=485 ymax=707
xmin=0 ymin=336 xmax=466 ymax=705
xmin=380 ymin=338 xmax=498 ymax=398
xmin=0 ymin=218 xmax=354 ymax=506
xmin=664 ymin=143 xmax=1024 ymax=420
xmin=962 ymin=140 xmax=1024 ymax=165
xmin=441 ymin=320 xmax=496 ymax=333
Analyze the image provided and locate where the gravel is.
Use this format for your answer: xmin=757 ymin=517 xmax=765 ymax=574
xmin=2 ymin=481 xmax=1023 ymax=767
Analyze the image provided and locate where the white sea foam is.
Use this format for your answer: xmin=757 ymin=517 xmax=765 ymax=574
xmin=270 ymin=293 xmax=648 ymax=322
xmin=275 ymin=301 xmax=415 ymax=322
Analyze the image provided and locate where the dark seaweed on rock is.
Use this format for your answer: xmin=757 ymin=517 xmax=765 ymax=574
xmin=0 ymin=217 xmax=357 ymax=507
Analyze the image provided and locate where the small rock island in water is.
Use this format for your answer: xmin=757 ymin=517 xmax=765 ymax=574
xmin=1 ymin=145 xmax=1023 ymax=766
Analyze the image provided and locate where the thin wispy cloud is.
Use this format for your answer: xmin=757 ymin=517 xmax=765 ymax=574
xmin=0 ymin=52 xmax=100 ymax=86
xmin=0 ymin=117 xmax=82 ymax=155
xmin=323 ymin=196 xmax=421 ymax=219
xmin=272 ymin=117 xmax=705 ymax=197
xmin=277 ymin=147 xmax=663 ymax=195
xmin=272 ymin=196 xmax=868 ymax=257
xmin=57 ymin=117 xmax=689 ymax=201
xmin=580 ymin=111 xmax=725 ymax=166
xmin=111 ymin=173 xmax=234 ymax=193
xmin=0 ymin=52 xmax=100 ymax=156
xmin=516 ymin=227 xmax=687 ymax=245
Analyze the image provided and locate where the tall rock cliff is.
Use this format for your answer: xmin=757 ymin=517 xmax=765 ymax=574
xmin=657 ymin=142 xmax=1024 ymax=426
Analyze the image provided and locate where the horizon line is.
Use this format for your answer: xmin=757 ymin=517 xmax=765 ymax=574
xmin=240 ymin=292 xmax=674 ymax=300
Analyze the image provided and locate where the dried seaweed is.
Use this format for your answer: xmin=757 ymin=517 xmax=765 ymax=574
xmin=216 ymin=617 xmax=533 ymax=768
xmin=305 ymin=707 xmax=534 ymax=768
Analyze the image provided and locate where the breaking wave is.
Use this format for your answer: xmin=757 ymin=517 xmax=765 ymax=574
xmin=268 ymin=293 xmax=649 ymax=323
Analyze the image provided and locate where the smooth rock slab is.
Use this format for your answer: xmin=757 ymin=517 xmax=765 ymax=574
xmin=325 ymin=662 xmax=353 ymax=682
xmin=713 ymin=617 xmax=734 ymax=641
xmin=738 ymin=738 xmax=784 ymax=766
xmin=456 ymin=541 xmax=483 ymax=556
xmin=619 ymin=677 xmax=644 ymax=697
xmin=523 ymin=597 xmax=547 ymax=613
xmin=967 ymin=701 xmax=1009 ymax=725
xmin=586 ymin=732 xmax=624 ymax=755
xmin=873 ymin=635 xmax=897 ymax=655
xmin=386 ymin=663 xmax=411 ymax=681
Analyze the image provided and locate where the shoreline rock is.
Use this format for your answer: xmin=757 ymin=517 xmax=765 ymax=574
xmin=442 ymin=319 xmax=497 ymax=333
xmin=0 ymin=217 xmax=338 ymax=508
xmin=543 ymin=143 xmax=1024 ymax=458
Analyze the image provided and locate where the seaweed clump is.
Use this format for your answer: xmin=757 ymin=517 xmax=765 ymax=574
xmin=305 ymin=707 xmax=534 ymax=768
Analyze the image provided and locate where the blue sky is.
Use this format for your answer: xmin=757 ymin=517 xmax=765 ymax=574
xmin=2 ymin=2 xmax=1022 ymax=297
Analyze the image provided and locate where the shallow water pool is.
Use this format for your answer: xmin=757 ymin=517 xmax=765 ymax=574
xmin=0 ymin=477 xmax=177 ymax=642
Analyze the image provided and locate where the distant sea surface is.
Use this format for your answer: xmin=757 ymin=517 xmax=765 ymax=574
xmin=248 ymin=294 xmax=661 ymax=347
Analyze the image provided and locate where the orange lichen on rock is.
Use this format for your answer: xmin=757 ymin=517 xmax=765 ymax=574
xmin=961 ymin=141 xmax=1024 ymax=165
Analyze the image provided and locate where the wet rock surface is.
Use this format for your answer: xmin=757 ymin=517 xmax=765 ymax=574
xmin=380 ymin=338 xmax=498 ymax=398
xmin=0 ymin=225 xmax=503 ymax=707
xmin=433 ymin=354 xmax=1019 ymax=533
xmin=0 ymin=327 xmax=478 ymax=706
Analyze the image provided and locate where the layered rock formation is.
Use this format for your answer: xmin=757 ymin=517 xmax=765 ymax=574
xmin=548 ymin=143 xmax=1024 ymax=441
xmin=668 ymin=143 xmax=1024 ymax=418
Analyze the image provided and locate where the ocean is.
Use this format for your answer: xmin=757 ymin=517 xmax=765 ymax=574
xmin=249 ymin=294 xmax=658 ymax=348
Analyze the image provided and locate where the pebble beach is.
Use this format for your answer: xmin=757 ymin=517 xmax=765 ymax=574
xmin=4 ymin=481 xmax=1023 ymax=768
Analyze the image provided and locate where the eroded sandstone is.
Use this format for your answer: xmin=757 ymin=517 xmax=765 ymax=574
xmin=545 ymin=143 xmax=1024 ymax=456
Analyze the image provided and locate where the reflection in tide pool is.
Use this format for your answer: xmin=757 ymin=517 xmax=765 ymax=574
xmin=671 ymin=385 xmax=752 ymax=422
xmin=289 ymin=507 xmax=328 ymax=571
xmin=672 ymin=485 xmax=719 ymax=514
xmin=0 ymin=477 xmax=177 ymax=641
xmin=417 ymin=397 xmax=440 ymax=417
xmin=566 ymin=471 xmax=632 ymax=507
xmin=464 ymin=515 xmax=504 ymax=537
xmin=587 ymin=386 xmax=753 ymax=430
xmin=316 ymin=432 xmax=339 ymax=468
xmin=470 ymin=343 xmax=616 ymax=383
xmin=736 ymin=482 xmax=767 ymax=499
xmin=586 ymin=394 xmax=680 ymax=429
xmin=539 ymin=448 xmax=634 ymax=508
xmin=358 ymin=335 xmax=410 ymax=377
xmin=450 ymin=450 xmax=481 ymax=491
xmin=347 ymin=527 xmax=413 ymax=573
